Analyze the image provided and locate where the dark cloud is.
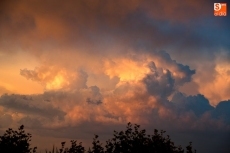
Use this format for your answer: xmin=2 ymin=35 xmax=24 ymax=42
xmin=152 ymin=51 xmax=196 ymax=85
xmin=213 ymin=100 xmax=230 ymax=124
xmin=143 ymin=62 xmax=175 ymax=98
xmin=19 ymin=116 xmax=43 ymax=129
xmin=0 ymin=88 xmax=230 ymax=152
xmin=20 ymin=68 xmax=44 ymax=82
xmin=0 ymin=114 xmax=12 ymax=128
xmin=171 ymin=92 xmax=214 ymax=117
xmin=0 ymin=0 xmax=229 ymax=57
xmin=86 ymin=86 xmax=103 ymax=105
xmin=142 ymin=51 xmax=195 ymax=98
xmin=0 ymin=94 xmax=66 ymax=120
xmin=169 ymin=91 xmax=230 ymax=148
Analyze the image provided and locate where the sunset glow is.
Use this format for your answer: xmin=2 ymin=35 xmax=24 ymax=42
xmin=0 ymin=0 xmax=230 ymax=152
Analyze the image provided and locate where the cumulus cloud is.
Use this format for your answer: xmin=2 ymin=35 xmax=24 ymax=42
xmin=3 ymin=50 xmax=228 ymax=133
xmin=12 ymin=49 xmax=228 ymax=134
xmin=171 ymin=92 xmax=214 ymax=117
xmin=1 ymin=61 xmax=230 ymax=152
xmin=20 ymin=66 xmax=88 ymax=91
xmin=143 ymin=62 xmax=175 ymax=98
xmin=213 ymin=100 xmax=230 ymax=124
xmin=195 ymin=62 xmax=230 ymax=105
xmin=151 ymin=51 xmax=196 ymax=86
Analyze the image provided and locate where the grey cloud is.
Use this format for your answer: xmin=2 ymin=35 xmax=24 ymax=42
xmin=213 ymin=100 xmax=230 ymax=124
xmin=20 ymin=68 xmax=43 ymax=82
xmin=143 ymin=62 xmax=175 ymax=98
xmin=142 ymin=54 xmax=195 ymax=99
xmin=0 ymin=94 xmax=66 ymax=120
xmin=0 ymin=114 xmax=13 ymax=128
xmin=171 ymin=92 xmax=214 ymax=117
xmin=88 ymin=86 xmax=101 ymax=98
xmin=113 ymin=11 xmax=228 ymax=63
xmin=169 ymin=92 xmax=230 ymax=135
xmin=1 ymin=0 xmax=229 ymax=57
xmin=86 ymin=86 xmax=103 ymax=105
xmin=19 ymin=116 xmax=43 ymax=129
xmin=0 ymin=89 xmax=229 ymax=152
xmin=153 ymin=51 xmax=196 ymax=85
xmin=176 ymin=63 xmax=195 ymax=84
xmin=86 ymin=98 xmax=102 ymax=105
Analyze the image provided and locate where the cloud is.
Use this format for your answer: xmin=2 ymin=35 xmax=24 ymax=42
xmin=0 ymin=94 xmax=66 ymax=120
xmin=0 ymin=86 xmax=11 ymax=95
xmin=0 ymin=0 xmax=230 ymax=152
xmin=151 ymin=51 xmax=196 ymax=86
xmin=142 ymin=0 xmax=212 ymax=22
xmin=143 ymin=62 xmax=175 ymax=98
xmin=1 ymin=66 xmax=230 ymax=152
xmin=0 ymin=113 xmax=12 ymax=128
xmin=86 ymin=86 xmax=103 ymax=105
xmin=19 ymin=116 xmax=43 ymax=129
xmin=141 ymin=51 xmax=195 ymax=99
xmin=4 ymin=53 xmax=224 ymax=132
xmin=1 ymin=0 xmax=229 ymax=56
xmin=171 ymin=92 xmax=214 ymax=117
xmin=13 ymin=49 xmax=228 ymax=133
xmin=213 ymin=100 xmax=230 ymax=124
xmin=195 ymin=61 xmax=230 ymax=105
xmin=20 ymin=66 xmax=88 ymax=91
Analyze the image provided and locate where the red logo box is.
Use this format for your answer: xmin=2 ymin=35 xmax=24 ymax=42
xmin=214 ymin=3 xmax=227 ymax=16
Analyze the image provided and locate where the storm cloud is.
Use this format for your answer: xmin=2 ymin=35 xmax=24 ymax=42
xmin=0 ymin=0 xmax=230 ymax=152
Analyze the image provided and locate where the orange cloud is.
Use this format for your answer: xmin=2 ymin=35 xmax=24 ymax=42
xmin=196 ymin=62 xmax=230 ymax=106
xmin=103 ymin=58 xmax=150 ymax=82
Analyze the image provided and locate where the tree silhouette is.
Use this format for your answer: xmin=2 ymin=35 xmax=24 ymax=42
xmin=88 ymin=135 xmax=104 ymax=153
xmin=58 ymin=140 xmax=85 ymax=153
xmin=0 ymin=123 xmax=196 ymax=153
xmin=58 ymin=122 xmax=196 ymax=153
xmin=103 ymin=122 xmax=194 ymax=153
xmin=0 ymin=125 xmax=37 ymax=153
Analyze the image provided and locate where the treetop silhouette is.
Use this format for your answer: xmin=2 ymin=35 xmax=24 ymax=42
xmin=0 ymin=123 xmax=196 ymax=153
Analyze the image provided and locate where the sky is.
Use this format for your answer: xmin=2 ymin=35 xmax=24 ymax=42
xmin=0 ymin=0 xmax=230 ymax=152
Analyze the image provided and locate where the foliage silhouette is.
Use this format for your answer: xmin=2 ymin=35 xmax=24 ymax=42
xmin=56 ymin=122 xmax=196 ymax=153
xmin=0 ymin=125 xmax=37 ymax=153
xmin=57 ymin=140 xmax=85 ymax=153
xmin=88 ymin=135 xmax=104 ymax=153
xmin=103 ymin=122 xmax=195 ymax=153
xmin=0 ymin=123 xmax=196 ymax=153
